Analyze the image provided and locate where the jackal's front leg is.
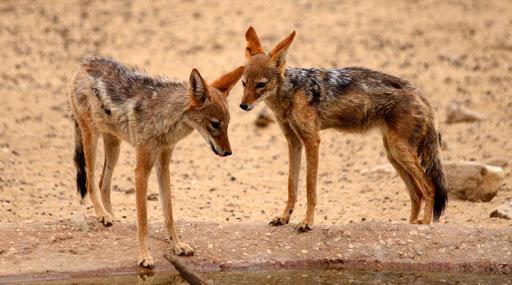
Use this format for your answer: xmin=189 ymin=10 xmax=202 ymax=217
xmin=270 ymin=124 xmax=302 ymax=226
xmin=297 ymin=133 xmax=320 ymax=232
xmin=135 ymin=146 xmax=157 ymax=268
xmin=156 ymin=147 xmax=193 ymax=256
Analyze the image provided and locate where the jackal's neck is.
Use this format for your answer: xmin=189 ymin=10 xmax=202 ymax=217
xmin=263 ymin=69 xmax=298 ymax=116
xmin=146 ymin=81 xmax=191 ymax=133
xmin=154 ymin=82 xmax=195 ymax=145
xmin=157 ymin=82 xmax=189 ymax=116
xmin=268 ymin=67 xmax=310 ymax=105
xmin=267 ymin=67 xmax=332 ymax=116
xmin=280 ymin=67 xmax=312 ymax=98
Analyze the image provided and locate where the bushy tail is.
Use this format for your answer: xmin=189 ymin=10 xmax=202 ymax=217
xmin=420 ymin=127 xmax=448 ymax=221
xmin=73 ymin=118 xmax=87 ymax=199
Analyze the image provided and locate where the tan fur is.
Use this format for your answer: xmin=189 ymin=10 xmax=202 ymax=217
xmin=70 ymin=56 xmax=243 ymax=267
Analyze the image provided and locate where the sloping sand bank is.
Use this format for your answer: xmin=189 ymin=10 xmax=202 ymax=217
xmin=0 ymin=219 xmax=510 ymax=283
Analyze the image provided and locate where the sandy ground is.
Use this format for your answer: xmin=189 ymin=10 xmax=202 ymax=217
xmin=0 ymin=0 xmax=511 ymax=231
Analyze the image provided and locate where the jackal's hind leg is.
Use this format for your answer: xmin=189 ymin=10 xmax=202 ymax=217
xmin=270 ymin=123 xmax=302 ymax=227
xmin=386 ymin=132 xmax=435 ymax=225
xmin=383 ymin=137 xmax=423 ymax=223
xmin=156 ymin=147 xmax=193 ymax=256
xmin=99 ymin=132 xmax=121 ymax=216
xmin=79 ymin=120 xmax=113 ymax=226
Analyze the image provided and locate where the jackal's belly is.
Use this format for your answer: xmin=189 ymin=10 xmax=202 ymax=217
xmin=90 ymin=106 xmax=135 ymax=143
xmin=320 ymin=115 xmax=384 ymax=133
xmin=318 ymin=101 xmax=386 ymax=132
xmin=92 ymin=111 xmax=192 ymax=146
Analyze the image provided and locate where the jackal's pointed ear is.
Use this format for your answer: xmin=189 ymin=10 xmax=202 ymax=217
xmin=189 ymin=68 xmax=209 ymax=108
xmin=269 ymin=30 xmax=296 ymax=75
xmin=211 ymin=66 xmax=245 ymax=96
xmin=245 ymin=27 xmax=264 ymax=60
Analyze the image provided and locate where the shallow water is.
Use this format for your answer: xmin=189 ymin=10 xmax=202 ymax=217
xmin=19 ymin=268 xmax=512 ymax=285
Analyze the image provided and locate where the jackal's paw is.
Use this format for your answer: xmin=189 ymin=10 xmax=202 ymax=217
xmin=97 ymin=213 xmax=113 ymax=226
xmin=297 ymin=222 xmax=312 ymax=233
xmin=138 ymin=254 xmax=155 ymax=268
xmin=172 ymin=242 xmax=194 ymax=256
xmin=269 ymin=216 xmax=290 ymax=226
xmin=410 ymin=219 xmax=424 ymax=225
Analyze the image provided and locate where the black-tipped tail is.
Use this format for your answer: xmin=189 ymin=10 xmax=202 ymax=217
xmin=422 ymin=130 xmax=448 ymax=221
xmin=73 ymin=118 xmax=87 ymax=199
xmin=431 ymin=158 xmax=448 ymax=221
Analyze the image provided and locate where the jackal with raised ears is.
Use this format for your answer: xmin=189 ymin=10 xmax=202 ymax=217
xmin=239 ymin=27 xmax=447 ymax=232
xmin=69 ymin=56 xmax=243 ymax=268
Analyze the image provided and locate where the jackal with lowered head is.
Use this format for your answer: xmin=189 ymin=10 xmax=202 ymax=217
xmin=70 ymin=56 xmax=243 ymax=267
xmin=239 ymin=27 xmax=447 ymax=232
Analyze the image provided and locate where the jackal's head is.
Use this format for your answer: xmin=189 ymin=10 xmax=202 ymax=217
xmin=184 ymin=67 xmax=244 ymax=157
xmin=240 ymin=27 xmax=296 ymax=111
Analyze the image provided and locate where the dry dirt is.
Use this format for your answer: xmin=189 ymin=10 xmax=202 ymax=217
xmin=0 ymin=219 xmax=510 ymax=281
xmin=0 ymin=0 xmax=511 ymax=261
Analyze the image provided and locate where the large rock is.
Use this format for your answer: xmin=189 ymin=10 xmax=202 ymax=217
xmin=490 ymin=202 xmax=512 ymax=220
xmin=446 ymin=102 xmax=485 ymax=124
xmin=444 ymin=161 xmax=505 ymax=202
xmin=360 ymin=161 xmax=504 ymax=202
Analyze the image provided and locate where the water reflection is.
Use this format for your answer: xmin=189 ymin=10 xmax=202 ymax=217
xmin=22 ymin=268 xmax=512 ymax=285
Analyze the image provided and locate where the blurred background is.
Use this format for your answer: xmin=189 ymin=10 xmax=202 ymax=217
xmin=0 ymin=0 xmax=510 ymax=227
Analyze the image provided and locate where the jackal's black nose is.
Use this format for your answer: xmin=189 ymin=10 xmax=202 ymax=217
xmin=240 ymin=103 xmax=249 ymax=111
xmin=224 ymin=150 xmax=232 ymax=156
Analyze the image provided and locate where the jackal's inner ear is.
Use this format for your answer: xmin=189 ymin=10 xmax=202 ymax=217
xmin=189 ymin=68 xmax=209 ymax=108
xmin=269 ymin=30 xmax=296 ymax=74
xmin=210 ymin=66 xmax=245 ymax=96
xmin=245 ymin=26 xmax=264 ymax=60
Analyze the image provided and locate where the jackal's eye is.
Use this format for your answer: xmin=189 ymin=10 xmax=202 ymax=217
xmin=242 ymin=80 xmax=246 ymax=88
xmin=210 ymin=120 xmax=221 ymax=130
xmin=255 ymin=82 xmax=266 ymax=89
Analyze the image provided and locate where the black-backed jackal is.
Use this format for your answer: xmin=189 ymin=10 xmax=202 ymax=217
xmin=69 ymin=56 xmax=243 ymax=267
xmin=240 ymin=27 xmax=447 ymax=232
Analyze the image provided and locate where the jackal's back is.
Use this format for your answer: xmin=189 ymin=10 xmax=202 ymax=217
xmin=82 ymin=56 xmax=178 ymax=103
xmin=69 ymin=56 xmax=190 ymax=145
xmin=285 ymin=67 xmax=432 ymax=132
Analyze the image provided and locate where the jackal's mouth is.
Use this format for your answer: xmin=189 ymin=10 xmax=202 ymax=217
xmin=209 ymin=141 xmax=220 ymax=156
